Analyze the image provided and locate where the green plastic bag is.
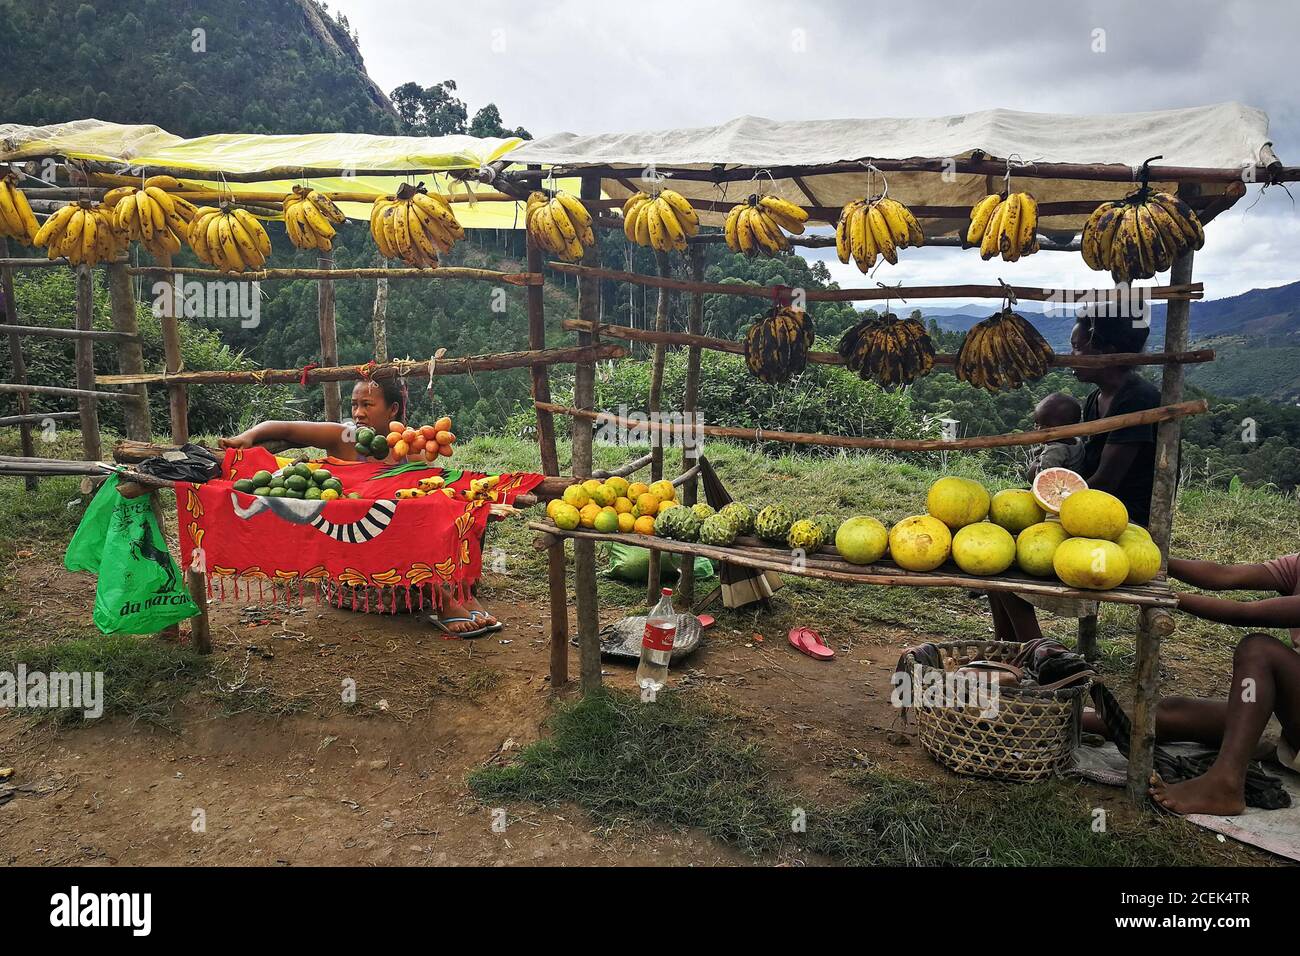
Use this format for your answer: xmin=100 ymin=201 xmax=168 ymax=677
xmin=65 ymin=479 xmax=199 ymax=634
xmin=600 ymin=541 xmax=715 ymax=584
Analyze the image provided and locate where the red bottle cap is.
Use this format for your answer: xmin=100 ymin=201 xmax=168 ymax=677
xmin=661 ymin=588 xmax=673 ymax=596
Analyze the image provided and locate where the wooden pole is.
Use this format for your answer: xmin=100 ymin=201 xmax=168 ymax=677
xmin=371 ymin=276 xmax=389 ymax=362
xmin=645 ymin=250 xmax=672 ymax=606
xmin=573 ymin=175 xmax=602 ymax=694
xmin=525 ymin=189 xmax=567 ymax=690
xmin=0 ymin=237 xmax=37 ymax=490
xmin=186 ymin=568 xmax=211 ymax=655
xmin=159 ymin=272 xmax=188 ymax=443
xmin=106 ymin=263 xmax=151 ymax=441
xmin=676 ymin=246 xmax=706 ymax=608
xmin=73 ymin=266 xmax=101 ymax=461
xmin=317 ymin=253 xmax=340 ymax=422
xmin=1127 ymin=244 xmax=1195 ymax=805
xmin=127 ymin=265 xmax=540 ymax=285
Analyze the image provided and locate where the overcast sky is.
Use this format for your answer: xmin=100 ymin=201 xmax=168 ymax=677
xmin=333 ymin=0 xmax=1298 ymax=302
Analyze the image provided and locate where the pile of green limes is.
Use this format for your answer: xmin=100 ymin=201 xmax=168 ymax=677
xmin=233 ymin=462 xmax=357 ymax=500
xmin=354 ymin=426 xmax=390 ymax=459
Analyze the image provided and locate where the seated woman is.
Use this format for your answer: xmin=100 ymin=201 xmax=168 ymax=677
xmin=989 ymin=316 xmax=1161 ymax=643
xmin=219 ymin=379 xmax=500 ymax=637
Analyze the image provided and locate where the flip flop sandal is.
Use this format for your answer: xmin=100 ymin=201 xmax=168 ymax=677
xmin=427 ymin=615 xmax=491 ymax=640
xmin=469 ymin=610 xmax=504 ymax=633
xmin=788 ymin=626 xmax=834 ymax=661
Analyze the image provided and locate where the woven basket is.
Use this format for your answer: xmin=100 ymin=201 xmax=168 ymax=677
xmin=904 ymin=640 xmax=1089 ymax=783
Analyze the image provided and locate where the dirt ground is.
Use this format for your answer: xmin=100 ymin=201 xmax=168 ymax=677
xmin=0 ymin=550 xmax=1251 ymax=867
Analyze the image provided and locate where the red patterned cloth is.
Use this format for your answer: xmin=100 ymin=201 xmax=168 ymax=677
xmin=176 ymin=448 xmax=543 ymax=611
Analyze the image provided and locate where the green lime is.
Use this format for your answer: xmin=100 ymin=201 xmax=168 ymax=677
xmin=323 ymin=478 xmax=343 ymax=493
xmin=286 ymin=474 xmax=308 ymax=492
xmin=305 ymin=486 xmax=322 ymax=500
xmin=270 ymin=475 xmax=286 ymax=489
xmin=252 ymin=470 xmax=273 ymax=487
xmin=347 ymin=492 xmax=361 ymax=499
xmin=233 ymin=478 xmax=255 ymax=493
xmin=253 ymin=486 xmax=272 ymax=497
xmin=269 ymin=487 xmax=286 ymax=497
xmin=356 ymin=427 xmax=375 ymax=447
xmin=293 ymin=464 xmax=313 ymax=480
xmin=285 ymin=488 xmax=304 ymax=499
xmin=313 ymin=469 xmax=332 ymax=485
xmin=370 ymin=436 xmax=390 ymax=458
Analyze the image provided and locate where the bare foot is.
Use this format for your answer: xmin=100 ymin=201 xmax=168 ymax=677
xmin=430 ymin=592 xmax=482 ymax=637
xmin=460 ymin=592 xmax=499 ymax=627
xmin=1148 ymin=771 xmax=1246 ymax=816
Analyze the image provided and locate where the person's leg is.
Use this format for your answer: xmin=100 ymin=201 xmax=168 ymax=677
xmin=431 ymin=586 xmax=486 ymax=634
xmin=1082 ymin=696 xmax=1230 ymax=743
xmin=1151 ymin=634 xmax=1300 ymax=815
xmin=987 ymin=592 xmax=1043 ymax=643
xmin=460 ymin=583 xmax=499 ymax=627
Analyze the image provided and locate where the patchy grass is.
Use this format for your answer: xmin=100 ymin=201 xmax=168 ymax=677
xmin=470 ymin=688 xmax=1251 ymax=866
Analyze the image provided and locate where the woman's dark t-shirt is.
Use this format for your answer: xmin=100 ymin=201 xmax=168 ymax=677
xmin=1081 ymin=374 xmax=1160 ymax=526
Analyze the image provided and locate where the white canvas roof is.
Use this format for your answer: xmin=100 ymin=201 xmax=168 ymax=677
xmin=511 ymin=102 xmax=1274 ymax=236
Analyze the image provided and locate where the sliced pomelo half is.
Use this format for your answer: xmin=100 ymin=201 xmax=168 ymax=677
xmin=1032 ymin=467 xmax=1087 ymax=513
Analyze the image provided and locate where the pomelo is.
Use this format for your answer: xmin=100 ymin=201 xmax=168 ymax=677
xmin=552 ymin=502 xmax=580 ymax=530
xmin=613 ymin=496 xmax=634 ymax=514
xmin=634 ymin=492 xmax=661 ymax=517
xmin=926 ymin=477 xmax=990 ymax=530
xmin=617 ymin=512 xmax=636 ymax=533
xmin=835 ymin=516 xmax=889 ymax=565
xmin=582 ymin=479 xmax=604 ymax=497
xmin=1016 ymin=522 xmax=1070 ymax=577
xmin=989 ymin=489 xmax=1045 ymax=535
xmin=593 ymin=508 xmax=620 ymax=534
xmin=888 ymin=515 xmax=953 ymax=571
xmin=1053 ymin=537 xmax=1129 ymax=590
xmin=562 ymin=484 xmax=590 ymax=508
xmin=605 ymin=476 xmax=630 ymax=498
xmin=590 ymin=484 xmax=616 ymax=507
xmin=546 ymin=499 xmax=563 ymax=520
xmin=628 ymin=482 xmax=650 ymax=500
xmin=1031 ymin=467 xmax=1087 ymax=513
xmin=1119 ymin=523 xmax=1151 ymax=543
xmin=650 ymin=479 xmax=676 ymax=502
xmin=633 ymin=515 xmax=656 ymax=535
xmin=1119 ymin=536 xmax=1162 ymax=585
xmin=1059 ymin=489 xmax=1128 ymax=541
xmin=579 ymin=502 xmax=601 ymax=528
xmin=951 ymin=522 xmax=1016 ymax=575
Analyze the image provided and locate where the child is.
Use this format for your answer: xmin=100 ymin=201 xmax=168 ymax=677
xmin=1024 ymin=392 xmax=1085 ymax=480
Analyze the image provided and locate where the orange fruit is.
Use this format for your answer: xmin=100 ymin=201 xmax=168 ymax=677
xmin=419 ymin=424 xmax=437 ymax=440
xmin=1032 ymin=468 xmax=1088 ymax=513
xmin=628 ymin=482 xmax=650 ymax=500
xmin=433 ymin=417 xmax=452 ymax=433
xmin=633 ymin=515 xmax=656 ymax=535
xmin=634 ymin=492 xmax=660 ymax=517
xmin=617 ymin=512 xmax=635 ymax=533
xmin=436 ymin=430 xmax=455 ymax=445
xmin=402 ymin=427 xmax=418 ymax=443
xmin=386 ymin=432 xmax=400 ymax=447
xmin=613 ymin=496 xmax=633 ymax=514
xmin=546 ymin=498 xmax=564 ymax=520
xmin=388 ymin=421 xmax=404 ymax=434
xmin=393 ymin=439 xmax=410 ymax=458
xmin=579 ymin=503 xmax=601 ymax=528
xmin=423 ymin=447 xmax=437 ymax=462
xmin=437 ymin=443 xmax=453 ymax=457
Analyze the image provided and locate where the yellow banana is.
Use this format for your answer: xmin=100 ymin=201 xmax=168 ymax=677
xmin=834 ymin=202 xmax=854 ymax=264
xmin=980 ymin=201 xmax=1006 ymax=260
xmin=999 ymin=192 xmax=1023 ymax=262
xmin=655 ymin=197 xmax=686 ymax=251
xmin=867 ymin=204 xmax=896 ymax=265
xmin=232 ymin=208 xmax=271 ymax=258
xmin=724 ymin=203 xmax=742 ymax=252
xmin=658 ymin=189 xmax=698 ymax=236
xmin=966 ymin=194 xmax=1001 ymax=248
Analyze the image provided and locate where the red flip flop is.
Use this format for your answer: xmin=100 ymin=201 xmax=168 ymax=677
xmin=788 ymin=626 xmax=834 ymax=661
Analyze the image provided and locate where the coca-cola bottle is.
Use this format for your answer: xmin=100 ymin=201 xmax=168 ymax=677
xmin=636 ymin=588 xmax=677 ymax=697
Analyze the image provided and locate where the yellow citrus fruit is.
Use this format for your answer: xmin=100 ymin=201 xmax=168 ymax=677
xmin=634 ymin=492 xmax=661 ymax=517
xmin=613 ymin=496 xmax=634 ymax=514
xmin=1059 ymin=489 xmax=1128 ymax=541
xmin=582 ymin=479 xmax=603 ymax=496
xmin=546 ymin=498 xmax=563 ymax=520
xmin=552 ymin=502 xmax=580 ymax=531
xmin=649 ymin=479 xmax=676 ymax=502
xmin=579 ymin=502 xmax=601 ymax=528
xmin=633 ymin=514 xmax=657 ymax=535
xmin=1032 ymin=467 xmax=1088 ymax=513
xmin=1053 ymin=537 xmax=1130 ymax=589
xmin=657 ymin=499 xmax=679 ymax=515
xmin=1118 ymin=523 xmax=1152 ymax=545
xmin=617 ymin=512 xmax=636 ymax=533
xmin=835 ymin=516 xmax=889 ymax=565
xmin=1016 ymin=521 xmax=1070 ymax=577
xmin=590 ymin=484 xmax=616 ymax=507
xmin=320 ymin=488 xmax=339 ymax=501
xmin=628 ymin=482 xmax=650 ymax=500
xmin=989 ymin=489 xmax=1045 ymax=535
xmin=951 ymin=522 xmax=1016 ymax=575
xmin=926 ymin=476 xmax=990 ymax=530
xmin=562 ymin=484 xmax=591 ymax=508
xmin=605 ymin=476 xmax=630 ymax=498
xmin=593 ymin=507 xmax=620 ymax=534
xmin=888 ymin=514 xmax=952 ymax=571
xmin=1119 ymin=535 xmax=1162 ymax=585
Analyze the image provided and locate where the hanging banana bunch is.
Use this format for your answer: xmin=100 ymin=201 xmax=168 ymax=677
xmin=834 ymin=196 xmax=924 ymax=272
xmin=283 ymin=185 xmax=347 ymax=252
xmin=104 ymin=182 xmax=197 ymax=264
xmin=955 ymin=309 xmax=1055 ymax=391
xmin=723 ymin=194 xmax=809 ymax=257
xmin=0 ymin=171 xmax=40 ymax=246
xmin=1080 ymin=189 xmax=1204 ymax=283
xmin=964 ymin=191 xmax=1040 ymax=262
xmin=622 ymin=188 xmax=699 ymax=253
xmin=33 ymin=201 xmax=126 ymax=266
xmin=837 ymin=313 xmax=935 ymax=388
xmin=186 ymin=205 xmax=273 ymax=273
xmin=526 ymin=190 xmax=594 ymax=261
xmin=370 ymin=183 xmax=463 ymax=267
xmin=743 ymin=305 xmax=815 ymax=384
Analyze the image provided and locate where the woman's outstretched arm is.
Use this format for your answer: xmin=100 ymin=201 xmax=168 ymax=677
xmin=219 ymin=421 xmax=351 ymax=457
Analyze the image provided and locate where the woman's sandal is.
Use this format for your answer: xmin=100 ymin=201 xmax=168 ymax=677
xmin=469 ymin=610 xmax=504 ymax=633
xmin=427 ymin=615 xmax=491 ymax=639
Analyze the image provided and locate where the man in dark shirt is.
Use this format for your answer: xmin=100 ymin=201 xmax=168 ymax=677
xmin=1071 ymin=317 xmax=1161 ymax=526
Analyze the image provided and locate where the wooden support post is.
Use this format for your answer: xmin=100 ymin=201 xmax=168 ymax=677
xmin=73 ymin=266 xmax=101 ymax=461
xmin=573 ymin=175 xmax=602 ymax=694
xmin=159 ymin=272 xmax=188 ymax=443
xmin=526 ymin=201 xmax=567 ymax=690
xmin=677 ymin=244 xmax=704 ymax=609
xmin=1076 ymin=613 xmax=1099 ymax=662
xmin=0 ymin=237 xmax=37 ymax=490
xmin=645 ymin=250 xmax=672 ymax=605
xmin=1127 ymin=245 xmax=1195 ymax=804
xmin=317 ymin=253 xmax=340 ymax=421
xmin=186 ymin=568 xmax=211 ymax=655
xmin=372 ymin=275 xmax=389 ymax=362
xmin=106 ymin=263 xmax=151 ymax=441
